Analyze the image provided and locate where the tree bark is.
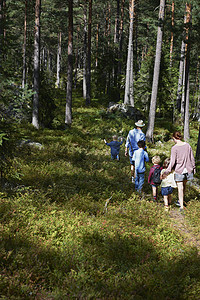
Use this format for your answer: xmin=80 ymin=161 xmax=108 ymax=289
xmin=124 ymin=0 xmax=135 ymax=106
xmin=22 ymin=0 xmax=27 ymax=89
xmin=169 ymin=0 xmax=174 ymax=68
xmin=86 ymin=0 xmax=92 ymax=106
xmin=32 ymin=0 xmax=41 ymax=129
xmin=65 ymin=0 xmax=73 ymax=126
xmin=0 ymin=0 xmax=6 ymax=65
xmin=83 ymin=1 xmax=87 ymax=99
xmin=184 ymin=55 xmax=190 ymax=141
xmin=196 ymin=126 xmax=200 ymax=160
xmin=176 ymin=40 xmax=185 ymax=111
xmin=56 ymin=31 xmax=62 ymax=88
xmin=146 ymin=0 xmax=165 ymax=143
xmin=183 ymin=3 xmax=192 ymax=141
xmin=118 ymin=0 xmax=125 ymax=76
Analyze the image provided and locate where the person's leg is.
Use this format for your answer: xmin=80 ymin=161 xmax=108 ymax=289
xmin=152 ymin=185 xmax=157 ymax=202
xmin=168 ymin=194 xmax=172 ymax=205
xmin=130 ymin=161 xmax=135 ymax=183
xmin=176 ymin=181 xmax=184 ymax=209
xmin=163 ymin=195 xmax=169 ymax=211
xmin=131 ymin=164 xmax=135 ymax=177
xmin=138 ymin=173 xmax=145 ymax=192
xmin=183 ymin=179 xmax=187 ymax=198
xmin=135 ymin=172 xmax=139 ymax=191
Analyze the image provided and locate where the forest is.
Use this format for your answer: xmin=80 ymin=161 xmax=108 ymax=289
xmin=0 ymin=0 xmax=200 ymax=299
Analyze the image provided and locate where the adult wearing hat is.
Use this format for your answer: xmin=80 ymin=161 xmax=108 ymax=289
xmin=125 ymin=120 xmax=146 ymax=183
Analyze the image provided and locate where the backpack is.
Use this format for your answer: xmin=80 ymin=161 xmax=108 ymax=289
xmin=152 ymin=166 xmax=162 ymax=184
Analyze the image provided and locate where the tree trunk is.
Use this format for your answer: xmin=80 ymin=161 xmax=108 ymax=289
xmin=22 ymin=0 xmax=27 ymax=89
xmin=56 ymin=31 xmax=62 ymax=88
xmin=183 ymin=3 xmax=191 ymax=141
xmin=86 ymin=0 xmax=92 ymax=106
xmin=32 ymin=0 xmax=41 ymax=129
xmin=196 ymin=126 xmax=200 ymax=160
xmin=65 ymin=0 xmax=73 ymax=126
xmin=124 ymin=0 xmax=135 ymax=106
xmin=184 ymin=55 xmax=190 ymax=141
xmin=83 ymin=1 xmax=87 ymax=99
xmin=74 ymin=26 xmax=80 ymax=89
xmin=129 ymin=44 xmax=134 ymax=106
xmin=118 ymin=0 xmax=125 ymax=76
xmin=146 ymin=0 xmax=165 ymax=143
xmin=114 ymin=0 xmax=120 ymax=44
xmin=95 ymin=19 xmax=99 ymax=67
xmin=0 ymin=0 xmax=6 ymax=63
xmin=169 ymin=0 xmax=174 ymax=68
xmin=176 ymin=40 xmax=185 ymax=111
xmin=181 ymin=58 xmax=186 ymax=120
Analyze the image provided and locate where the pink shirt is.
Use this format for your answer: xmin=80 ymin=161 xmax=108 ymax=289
xmin=166 ymin=142 xmax=195 ymax=175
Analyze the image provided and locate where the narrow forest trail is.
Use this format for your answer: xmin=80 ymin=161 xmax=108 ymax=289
xmin=169 ymin=208 xmax=200 ymax=255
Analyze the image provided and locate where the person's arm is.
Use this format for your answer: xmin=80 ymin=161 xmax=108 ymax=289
xmin=165 ymin=147 xmax=176 ymax=174
xmin=144 ymin=151 xmax=149 ymax=162
xmin=189 ymin=145 xmax=196 ymax=173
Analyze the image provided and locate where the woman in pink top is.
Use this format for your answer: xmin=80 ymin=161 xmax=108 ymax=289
xmin=164 ymin=131 xmax=196 ymax=212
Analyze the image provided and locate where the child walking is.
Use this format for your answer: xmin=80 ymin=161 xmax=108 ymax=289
xmin=104 ymin=135 xmax=123 ymax=161
xmin=148 ymin=155 xmax=162 ymax=202
xmin=132 ymin=140 xmax=149 ymax=192
xmin=160 ymin=158 xmax=177 ymax=211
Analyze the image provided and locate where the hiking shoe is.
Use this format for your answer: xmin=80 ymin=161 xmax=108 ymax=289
xmin=131 ymin=177 xmax=135 ymax=183
xmin=175 ymin=200 xmax=181 ymax=207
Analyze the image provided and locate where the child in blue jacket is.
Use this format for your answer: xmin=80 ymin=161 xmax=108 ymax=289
xmin=104 ymin=135 xmax=123 ymax=161
xmin=132 ymin=140 xmax=149 ymax=192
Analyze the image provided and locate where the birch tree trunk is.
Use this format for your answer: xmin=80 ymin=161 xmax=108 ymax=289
xmin=146 ymin=0 xmax=165 ymax=143
xmin=32 ymin=0 xmax=41 ymax=129
xmin=124 ymin=0 xmax=135 ymax=106
xmin=56 ymin=31 xmax=62 ymax=88
xmin=22 ymin=0 xmax=27 ymax=89
xmin=65 ymin=0 xmax=73 ymax=126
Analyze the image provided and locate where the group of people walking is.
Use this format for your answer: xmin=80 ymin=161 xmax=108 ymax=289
xmin=104 ymin=120 xmax=196 ymax=212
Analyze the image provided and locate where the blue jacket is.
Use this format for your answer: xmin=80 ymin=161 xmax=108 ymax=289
xmin=125 ymin=128 xmax=146 ymax=157
xmin=106 ymin=140 xmax=123 ymax=156
xmin=133 ymin=148 xmax=149 ymax=173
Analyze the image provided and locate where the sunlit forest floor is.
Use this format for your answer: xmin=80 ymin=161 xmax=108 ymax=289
xmin=1 ymin=102 xmax=200 ymax=299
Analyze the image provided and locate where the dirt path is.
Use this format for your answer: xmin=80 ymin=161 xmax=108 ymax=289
xmin=169 ymin=208 xmax=200 ymax=255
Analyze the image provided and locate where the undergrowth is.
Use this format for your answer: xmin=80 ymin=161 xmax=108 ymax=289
xmin=0 ymin=104 xmax=200 ymax=299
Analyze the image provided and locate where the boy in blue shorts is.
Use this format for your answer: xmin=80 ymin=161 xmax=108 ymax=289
xmin=132 ymin=140 xmax=149 ymax=192
xmin=104 ymin=135 xmax=123 ymax=161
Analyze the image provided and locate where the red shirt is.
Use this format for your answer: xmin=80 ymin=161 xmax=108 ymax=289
xmin=148 ymin=164 xmax=162 ymax=185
